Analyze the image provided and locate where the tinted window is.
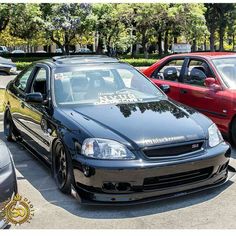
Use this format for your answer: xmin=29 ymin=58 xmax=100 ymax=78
xmin=15 ymin=67 xmax=34 ymax=92
xmin=54 ymin=64 xmax=164 ymax=106
xmin=31 ymin=68 xmax=47 ymax=97
xmin=152 ymin=59 xmax=184 ymax=82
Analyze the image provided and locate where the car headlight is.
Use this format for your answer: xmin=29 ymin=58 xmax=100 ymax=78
xmin=208 ymin=123 xmax=223 ymax=147
xmin=81 ymin=138 xmax=135 ymax=160
xmin=10 ymin=67 xmax=16 ymax=72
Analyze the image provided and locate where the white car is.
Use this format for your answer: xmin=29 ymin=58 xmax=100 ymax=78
xmin=11 ymin=50 xmax=25 ymax=54
xmin=76 ymin=48 xmax=92 ymax=54
xmin=0 ymin=46 xmax=9 ymax=54
xmin=36 ymin=50 xmax=47 ymax=53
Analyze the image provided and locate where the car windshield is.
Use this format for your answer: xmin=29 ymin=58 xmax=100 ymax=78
xmin=212 ymin=57 xmax=236 ymax=89
xmin=54 ymin=64 xmax=164 ymax=106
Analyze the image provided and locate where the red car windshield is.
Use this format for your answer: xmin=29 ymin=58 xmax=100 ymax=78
xmin=212 ymin=58 xmax=236 ymax=89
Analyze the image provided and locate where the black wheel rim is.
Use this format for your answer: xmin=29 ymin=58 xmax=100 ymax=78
xmin=55 ymin=143 xmax=67 ymax=188
xmin=4 ymin=113 xmax=12 ymax=137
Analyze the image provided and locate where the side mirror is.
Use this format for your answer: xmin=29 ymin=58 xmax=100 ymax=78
xmin=159 ymin=84 xmax=170 ymax=94
xmin=25 ymin=92 xmax=43 ymax=104
xmin=204 ymin=77 xmax=222 ymax=92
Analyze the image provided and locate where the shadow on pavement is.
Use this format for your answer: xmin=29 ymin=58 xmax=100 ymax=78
xmin=0 ymin=128 xmax=235 ymax=220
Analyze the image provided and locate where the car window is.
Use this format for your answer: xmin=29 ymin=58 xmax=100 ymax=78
xmin=184 ymin=59 xmax=211 ymax=87
xmin=15 ymin=66 xmax=34 ymax=92
xmin=54 ymin=64 xmax=164 ymax=106
xmin=152 ymin=59 xmax=184 ymax=82
xmin=212 ymin=58 xmax=236 ymax=89
xmin=31 ymin=68 xmax=48 ymax=98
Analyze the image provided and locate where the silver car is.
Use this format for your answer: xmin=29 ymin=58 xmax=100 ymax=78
xmin=0 ymin=140 xmax=17 ymax=229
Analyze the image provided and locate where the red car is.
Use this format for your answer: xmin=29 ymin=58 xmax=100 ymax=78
xmin=143 ymin=52 xmax=236 ymax=144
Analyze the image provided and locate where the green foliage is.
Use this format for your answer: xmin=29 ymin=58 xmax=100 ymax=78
xmin=40 ymin=3 xmax=92 ymax=54
xmin=0 ymin=3 xmax=235 ymax=54
xmin=121 ymin=58 xmax=157 ymax=67
xmin=9 ymin=4 xmax=42 ymax=40
xmin=14 ymin=57 xmax=158 ymax=70
xmin=0 ymin=4 xmax=10 ymax=32
xmin=16 ymin=62 xmax=32 ymax=70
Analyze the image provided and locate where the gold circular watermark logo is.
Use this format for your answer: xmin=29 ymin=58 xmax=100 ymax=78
xmin=0 ymin=193 xmax=34 ymax=226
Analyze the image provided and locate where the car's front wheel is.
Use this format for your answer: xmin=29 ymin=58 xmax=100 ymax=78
xmin=4 ymin=110 xmax=14 ymax=142
xmin=52 ymin=140 xmax=74 ymax=194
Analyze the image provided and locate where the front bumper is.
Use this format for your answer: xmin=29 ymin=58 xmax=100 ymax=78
xmin=0 ymin=162 xmax=17 ymax=204
xmin=72 ymin=142 xmax=235 ymax=205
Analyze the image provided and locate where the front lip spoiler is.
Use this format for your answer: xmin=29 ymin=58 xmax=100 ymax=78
xmin=71 ymin=165 xmax=236 ymax=206
xmin=0 ymin=219 xmax=7 ymax=229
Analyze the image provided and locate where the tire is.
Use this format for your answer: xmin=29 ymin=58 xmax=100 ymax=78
xmin=231 ymin=118 xmax=236 ymax=146
xmin=52 ymin=140 xmax=75 ymax=194
xmin=4 ymin=110 xmax=14 ymax=142
xmin=0 ymin=71 xmax=8 ymax=76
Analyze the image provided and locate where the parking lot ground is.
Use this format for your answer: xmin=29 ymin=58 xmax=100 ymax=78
xmin=1 ymin=75 xmax=236 ymax=229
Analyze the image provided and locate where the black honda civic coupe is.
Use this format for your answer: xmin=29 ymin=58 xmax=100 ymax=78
xmin=3 ymin=55 xmax=235 ymax=204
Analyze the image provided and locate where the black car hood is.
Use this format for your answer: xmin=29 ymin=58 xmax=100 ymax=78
xmin=69 ymin=99 xmax=207 ymax=148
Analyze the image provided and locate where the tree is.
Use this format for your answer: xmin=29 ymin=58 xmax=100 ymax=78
xmin=0 ymin=4 xmax=11 ymax=32
xmin=9 ymin=4 xmax=42 ymax=41
xmin=92 ymin=4 xmax=126 ymax=55
xmin=40 ymin=3 xmax=92 ymax=54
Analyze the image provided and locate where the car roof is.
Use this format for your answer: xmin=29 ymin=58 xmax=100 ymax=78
xmin=48 ymin=55 xmax=119 ymax=66
xmin=168 ymin=52 xmax=236 ymax=59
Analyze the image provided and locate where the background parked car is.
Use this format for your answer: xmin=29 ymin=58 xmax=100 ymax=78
xmin=75 ymin=48 xmax=92 ymax=54
xmin=0 ymin=57 xmax=17 ymax=75
xmin=36 ymin=50 xmax=47 ymax=53
xmin=0 ymin=140 xmax=17 ymax=229
xmin=143 ymin=52 xmax=236 ymax=144
xmin=0 ymin=46 xmax=9 ymax=55
xmin=11 ymin=50 xmax=25 ymax=54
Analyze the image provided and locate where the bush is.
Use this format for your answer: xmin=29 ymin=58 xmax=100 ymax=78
xmin=14 ymin=58 xmax=158 ymax=71
xmin=16 ymin=62 xmax=32 ymax=70
xmin=120 ymin=58 xmax=157 ymax=67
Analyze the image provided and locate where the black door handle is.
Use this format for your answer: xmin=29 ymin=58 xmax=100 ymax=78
xmin=21 ymin=102 xmax=25 ymax=108
xmin=180 ymin=89 xmax=188 ymax=94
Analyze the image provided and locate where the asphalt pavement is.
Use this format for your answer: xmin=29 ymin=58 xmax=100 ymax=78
xmin=1 ymin=75 xmax=236 ymax=229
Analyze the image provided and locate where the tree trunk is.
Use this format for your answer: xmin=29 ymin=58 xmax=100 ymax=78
xmin=209 ymin=30 xmax=215 ymax=52
xmin=64 ymin=33 xmax=70 ymax=54
xmin=50 ymin=34 xmax=65 ymax=54
xmin=192 ymin=38 xmax=197 ymax=52
xmin=96 ymin=35 xmax=103 ymax=54
xmin=142 ymin=32 xmax=148 ymax=59
xmin=174 ymin=37 xmax=177 ymax=44
xmin=164 ymin=29 xmax=169 ymax=54
xmin=158 ymin=32 xmax=162 ymax=56
xmin=233 ymin=34 xmax=235 ymax=51
xmin=219 ymin=26 xmax=225 ymax=51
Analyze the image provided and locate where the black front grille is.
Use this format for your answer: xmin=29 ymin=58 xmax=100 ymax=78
xmin=143 ymin=167 xmax=213 ymax=190
xmin=143 ymin=141 xmax=204 ymax=158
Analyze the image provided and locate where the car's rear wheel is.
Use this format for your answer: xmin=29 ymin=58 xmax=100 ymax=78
xmin=4 ymin=110 xmax=14 ymax=142
xmin=52 ymin=140 xmax=74 ymax=194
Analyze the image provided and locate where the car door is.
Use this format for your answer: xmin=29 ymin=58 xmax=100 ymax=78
xmin=9 ymin=65 xmax=36 ymax=140
xmin=150 ymin=58 xmax=185 ymax=101
xmin=20 ymin=65 xmax=52 ymax=160
xmin=178 ymin=57 xmax=223 ymax=124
